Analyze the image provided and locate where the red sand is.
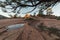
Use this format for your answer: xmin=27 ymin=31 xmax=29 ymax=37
xmin=0 ymin=18 xmax=60 ymax=40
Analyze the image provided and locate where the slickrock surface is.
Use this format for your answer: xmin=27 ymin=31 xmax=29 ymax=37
xmin=0 ymin=18 xmax=60 ymax=40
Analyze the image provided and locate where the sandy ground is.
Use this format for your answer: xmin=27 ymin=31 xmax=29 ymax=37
xmin=0 ymin=18 xmax=60 ymax=40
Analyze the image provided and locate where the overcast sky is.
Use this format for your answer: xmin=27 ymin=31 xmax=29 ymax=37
xmin=0 ymin=0 xmax=60 ymax=17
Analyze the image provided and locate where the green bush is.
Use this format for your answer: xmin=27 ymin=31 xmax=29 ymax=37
xmin=56 ymin=16 xmax=60 ymax=20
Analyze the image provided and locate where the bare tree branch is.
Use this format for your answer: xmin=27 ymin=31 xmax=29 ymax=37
xmin=0 ymin=0 xmax=59 ymax=14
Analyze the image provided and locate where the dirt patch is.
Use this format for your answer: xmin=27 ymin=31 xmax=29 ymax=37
xmin=0 ymin=18 xmax=60 ymax=40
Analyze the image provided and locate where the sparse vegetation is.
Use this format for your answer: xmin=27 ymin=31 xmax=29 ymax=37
xmin=37 ymin=23 xmax=60 ymax=37
xmin=33 ymin=12 xmax=36 ymax=17
xmin=37 ymin=13 xmax=44 ymax=17
xmin=9 ymin=14 xmax=20 ymax=18
xmin=38 ymin=23 xmax=48 ymax=31
xmin=56 ymin=16 xmax=60 ymax=20
xmin=46 ymin=7 xmax=53 ymax=15
xmin=37 ymin=9 xmax=44 ymax=17
xmin=47 ymin=27 xmax=60 ymax=37
xmin=25 ymin=17 xmax=36 ymax=21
